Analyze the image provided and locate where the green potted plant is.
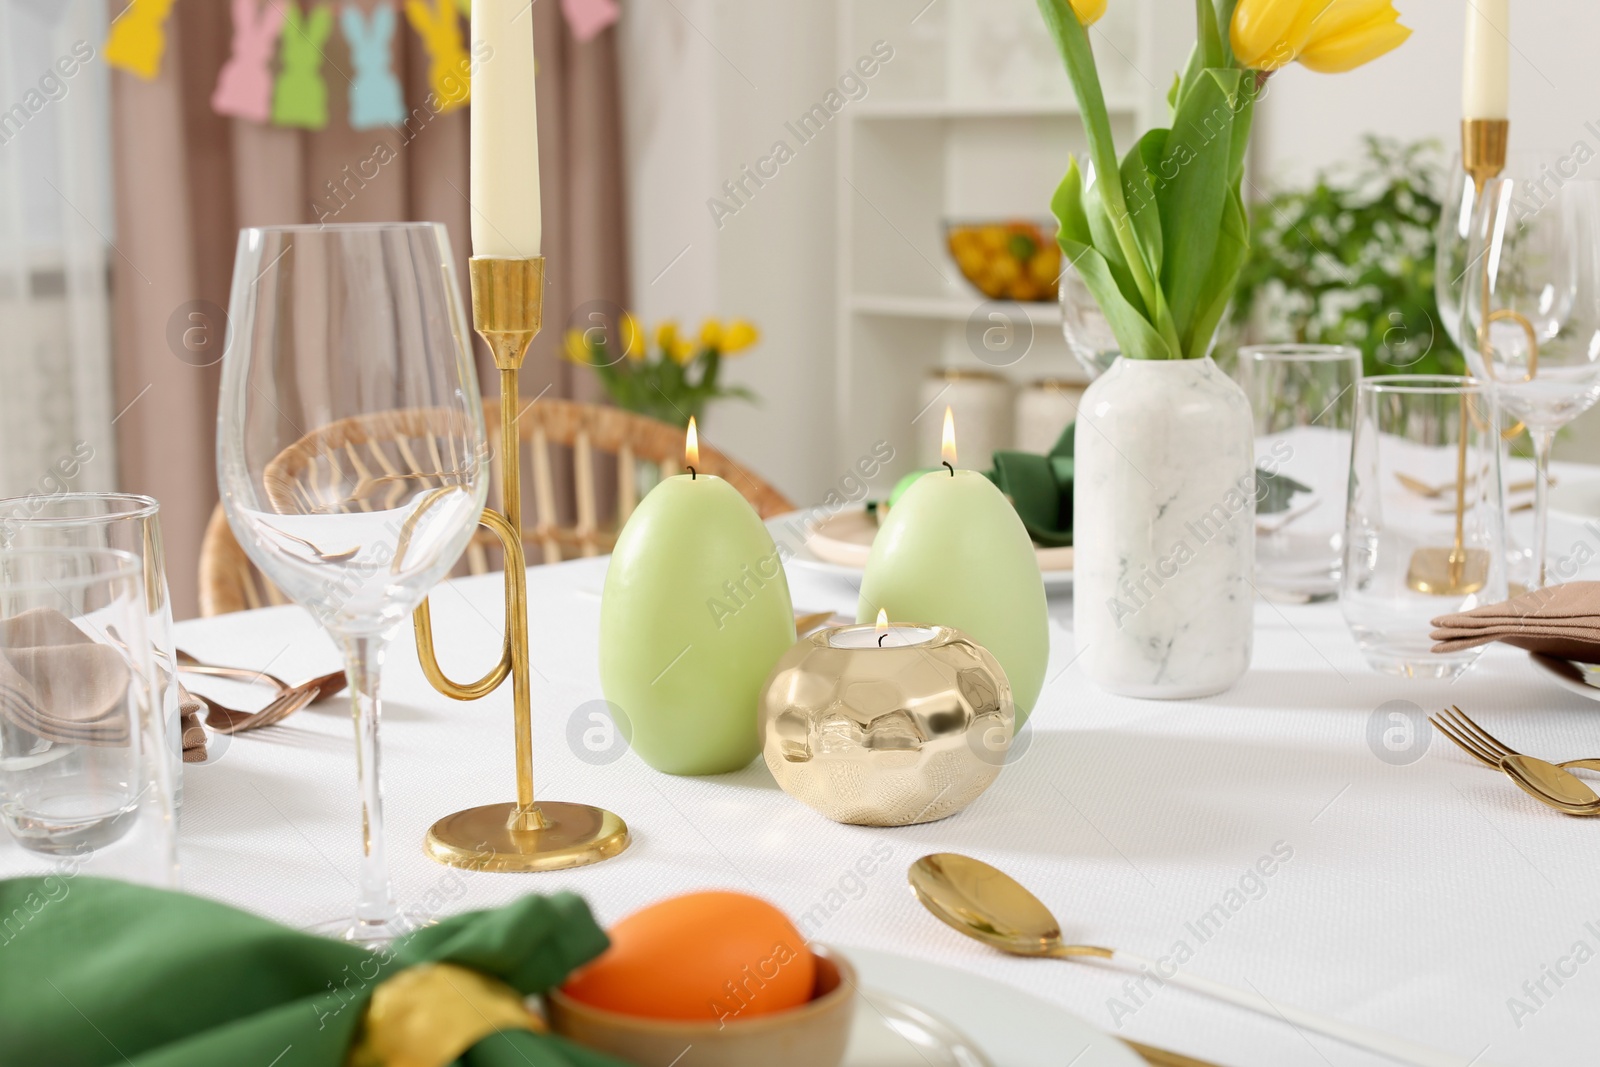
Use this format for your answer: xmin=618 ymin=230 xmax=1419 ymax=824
xmin=1038 ymin=0 xmax=1410 ymax=697
xmin=1229 ymin=136 xmax=1463 ymax=377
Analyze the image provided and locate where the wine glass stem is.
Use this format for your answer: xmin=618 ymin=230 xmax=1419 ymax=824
xmin=1531 ymin=428 xmax=1555 ymax=589
xmin=342 ymin=631 xmax=398 ymax=935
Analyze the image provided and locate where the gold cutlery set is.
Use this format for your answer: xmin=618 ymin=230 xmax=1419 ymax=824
xmin=176 ymin=650 xmax=345 ymax=734
xmin=1431 ymin=705 xmax=1600 ymax=815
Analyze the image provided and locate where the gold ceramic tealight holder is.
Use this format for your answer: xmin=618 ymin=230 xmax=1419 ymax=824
xmin=759 ymin=613 xmax=1013 ymax=826
xmin=412 ymin=256 xmax=629 ymax=872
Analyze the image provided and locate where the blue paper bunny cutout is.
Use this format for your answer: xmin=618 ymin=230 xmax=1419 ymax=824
xmin=342 ymin=3 xmax=407 ymax=130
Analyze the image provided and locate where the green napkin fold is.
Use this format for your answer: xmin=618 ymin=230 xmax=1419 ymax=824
xmin=0 ymin=876 xmax=630 ymax=1067
xmin=984 ymin=421 xmax=1075 ymax=548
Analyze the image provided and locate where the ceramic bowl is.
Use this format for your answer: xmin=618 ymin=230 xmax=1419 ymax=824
xmin=545 ymin=945 xmax=857 ymax=1067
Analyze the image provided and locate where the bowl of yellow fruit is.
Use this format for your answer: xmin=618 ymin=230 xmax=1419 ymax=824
xmin=945 ymin=219 xmax=1061 ymax=302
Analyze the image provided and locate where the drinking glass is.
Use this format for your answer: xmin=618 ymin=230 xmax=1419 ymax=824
xmin=0 ymin=546 xmax=177 ymax=886
xmin=1239 ymin=344 xmax=1361 ymax=602
xmin=0 ymin=494 xmax=184 ymax=803
xmin=1435 ymin=153 xmax=1554 ymax=587
xmin=1059 ymin=259 xmax=1120 ymax=380
xmin=1462 ymin=176 xmax=1600 ymax=588
xmin=217 ymin=223 xmax=488 ymax=942
xmin=1341 ymin=377 xmax=1506 ymax=679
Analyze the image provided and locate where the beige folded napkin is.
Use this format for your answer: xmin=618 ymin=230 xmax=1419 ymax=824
xmin=1431 ymin=582 xmax=1600 ymax=663
xmin=1 ymin=607 xmax=131 ymax=745
xmin=178 ymin=682 xmax=209 ymax=762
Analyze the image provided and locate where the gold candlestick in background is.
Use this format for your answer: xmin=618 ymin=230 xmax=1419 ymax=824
xmin=1407 ymin=120 xmax=1513 ymax=598
xmin=412 ymin=255 xmax=630 ymax=872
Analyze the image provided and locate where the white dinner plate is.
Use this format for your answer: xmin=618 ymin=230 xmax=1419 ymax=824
xmin=1530 ymin=652 xmax=1600 ymax=702
xmin=777 ymin=510 xmax=1074 ymax=593
xmin=843 ymin=947 xmax=1142 ymax=1067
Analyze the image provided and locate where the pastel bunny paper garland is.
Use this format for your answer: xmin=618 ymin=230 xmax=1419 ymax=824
xmin=121 ymin=0 xmax=619 ymax=126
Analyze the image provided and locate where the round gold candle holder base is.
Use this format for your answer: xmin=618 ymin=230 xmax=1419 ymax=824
xmin=424 ymin=802 xmax=630 ymax=873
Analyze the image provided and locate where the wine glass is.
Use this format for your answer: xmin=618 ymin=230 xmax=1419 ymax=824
xmin=1462 ymin=177 xmax=1600 ymax=588
xmin=217 ymin=223 xmax=488 ymax=943
xmin=1435 ymin=152 xmax=1551 ymax=588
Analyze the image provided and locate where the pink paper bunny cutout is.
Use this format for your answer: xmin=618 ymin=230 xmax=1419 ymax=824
xmin=212 ymin=0 xmax=287 ymax=123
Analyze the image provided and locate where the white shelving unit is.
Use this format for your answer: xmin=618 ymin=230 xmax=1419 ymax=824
xmin=833 ymin=0 xmax=1164 ymax=481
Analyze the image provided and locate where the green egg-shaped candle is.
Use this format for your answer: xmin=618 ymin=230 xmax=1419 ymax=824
xmin=859 ymin=467 xmax=1048 ymax=724
xmin=601 ymin=470 xmax=796 ymax=775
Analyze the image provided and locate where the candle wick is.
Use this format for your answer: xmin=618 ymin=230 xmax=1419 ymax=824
xmin=687 ymin=466 xmax=697 ymax=480
xmin=878 ymin=633 xmax=888 ymax=647
xmin=942 ymin=461 xmax=955 ymax=477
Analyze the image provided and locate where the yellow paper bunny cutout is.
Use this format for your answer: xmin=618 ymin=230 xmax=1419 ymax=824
xmin=104 ymin=0 xmax=178 ymax=81
xmin=405 ymin=0 xmax=471 ymax=112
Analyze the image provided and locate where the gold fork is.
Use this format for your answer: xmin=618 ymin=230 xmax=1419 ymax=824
xmin=1430 ymin=707 xmax=1600 ymax=815
xmin=1432 ymin=705 xmax=1600 ymax=776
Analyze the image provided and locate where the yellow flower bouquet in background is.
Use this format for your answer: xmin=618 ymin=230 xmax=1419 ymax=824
xmin=565 ymin=314 xmax=761 ymax=429
xmin=1038 ymin=0 xmax=1411 ymax=361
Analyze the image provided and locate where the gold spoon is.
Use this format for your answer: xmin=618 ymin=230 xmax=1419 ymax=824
xmin=908 ymin=854 xmax=1489 ymax=1067
xmin=1500 ymin=754 xmax=1600 ymax=815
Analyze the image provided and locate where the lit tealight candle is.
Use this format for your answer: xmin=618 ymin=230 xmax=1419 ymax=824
xmin=826 ymin=609 xmax=941 ymax=649
xmin=858 ymin=408 xmax=1048 ymax=723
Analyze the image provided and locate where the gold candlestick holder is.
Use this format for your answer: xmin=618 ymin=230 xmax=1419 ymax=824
xmin=413 ymin=255 xmax=630 ymax=872
xmin=1407 ymin=119 xmax=1515 ymax=597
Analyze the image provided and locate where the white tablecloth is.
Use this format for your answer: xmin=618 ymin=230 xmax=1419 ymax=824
xmin=8 ymin=515 xmax=1600 ymax=1066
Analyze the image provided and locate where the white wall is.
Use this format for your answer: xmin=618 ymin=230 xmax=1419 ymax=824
xmin=620 ymin=0 xmax=840 ymax=503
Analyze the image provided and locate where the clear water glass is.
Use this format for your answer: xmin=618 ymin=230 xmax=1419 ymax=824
xmin=1059 ymin=259 xmax=1120 ymax=380
xmin=0 ymin=494 xmax=184 ymax=804
xmin=1341 ymin=377 xmax=1506 ymax=679
xmin=217 ymin=223 xmax=488 ymax=943
xmin=1239 ymin=344 xmax=1361 ymax=602
xmin=1463 ymin=176 xmax=1600 ymax=588
xmin=0 ymin=547 xmax=177 ymax=885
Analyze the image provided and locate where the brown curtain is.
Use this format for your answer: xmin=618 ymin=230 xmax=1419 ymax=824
xmin=107 ymin=0 xmax=629 ymax=618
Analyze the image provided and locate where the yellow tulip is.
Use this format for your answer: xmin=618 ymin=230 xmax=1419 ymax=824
xmin=1070 ymin=0 xmax=1106 ymax=26
xmin=654 ymin=320 xmax=679 ymax=356
xmin=721 ymin=320 xmax=760 ymax=355
xmin=621 ymin=312 xmax=646 ymax=361
xmin=669 ymin=337 xmax=697 ymax=366
xmin=563 ymin=328 xmax=590 ymax=364
xmin=1231 ymin=0 xmax=1409 ymax=74
xmin=699 ymin=318 xmax=723 ymax=348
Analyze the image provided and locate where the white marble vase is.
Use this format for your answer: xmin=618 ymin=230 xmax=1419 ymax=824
xmin=1073 ymin=357 xmax=1256 ymax=698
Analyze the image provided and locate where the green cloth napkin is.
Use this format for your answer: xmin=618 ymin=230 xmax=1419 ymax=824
xmin=985 ymin=421 xmax=1075 ymax=548
xmin=0 ymin=876 xmax=630 ymax=1067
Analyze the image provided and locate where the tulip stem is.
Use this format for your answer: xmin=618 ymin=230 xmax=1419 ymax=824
xmin=1037 ymin=0 xmax=1179 ymax=358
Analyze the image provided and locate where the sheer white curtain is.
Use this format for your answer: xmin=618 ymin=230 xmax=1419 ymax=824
xmin=0 ymin=0 xmax=115 ymax=500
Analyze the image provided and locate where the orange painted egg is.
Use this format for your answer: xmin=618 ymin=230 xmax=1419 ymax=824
xmin=561 ymin=891 xmax=816 ymax=1023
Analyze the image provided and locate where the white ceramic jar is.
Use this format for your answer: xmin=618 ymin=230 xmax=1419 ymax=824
xmin=1072 ymin=357 xmax=1255 ymax=698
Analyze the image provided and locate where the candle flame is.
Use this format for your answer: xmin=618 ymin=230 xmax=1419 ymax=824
xmin=941 ymin=406 xmax=957 ymax=467
xmin=876 ymin=608 xmax=888 ymax=632
xmin=685 ymin=416 xmax=699 ymax=468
